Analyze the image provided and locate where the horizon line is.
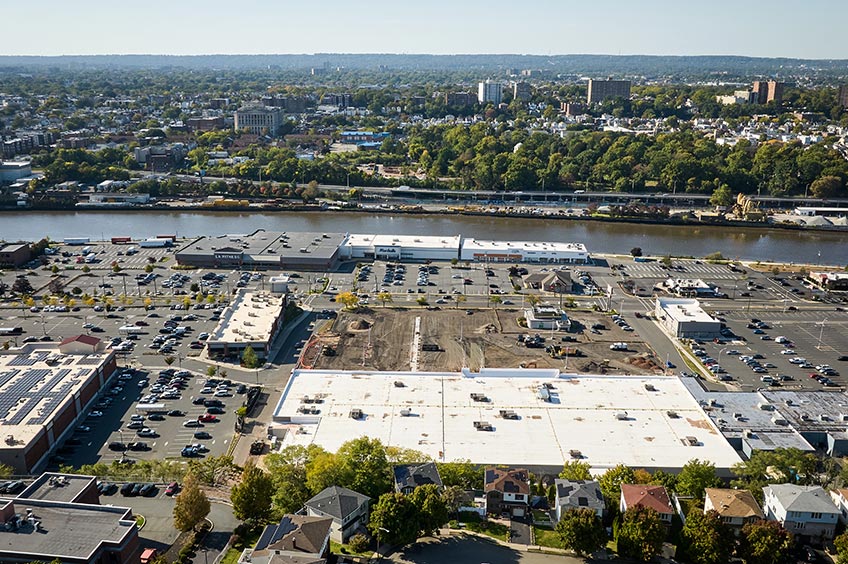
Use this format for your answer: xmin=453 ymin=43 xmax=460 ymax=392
xmin=1 ymin=52 xmax=847 ymax=61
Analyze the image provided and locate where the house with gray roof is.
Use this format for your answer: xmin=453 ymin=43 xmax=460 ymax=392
xmin=554 ymin=479 xmax=605 ymax=521
xmin=304 ymin=486 xmax=369 ymax=543
xmin=393 ymin=462 xmax=443 ymax=495
xmin=763 ymin=484 xmax=839 ymax=544
xmin=242 ymin=514 xmax=330 ymax=564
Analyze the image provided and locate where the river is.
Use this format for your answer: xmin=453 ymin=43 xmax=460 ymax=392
xmin=0 ymin=210 xmax=845 ymax=264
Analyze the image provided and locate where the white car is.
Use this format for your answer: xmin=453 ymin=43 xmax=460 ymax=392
xmin=780 ymin=349 xmax=796 ymax=355
xmin=200 ymin=387 xmax=214 ymax=394
xmin=89 ymin=411 xmax=103 ymax=418
xmin=789 ymin=357 xmax=807 ymax=365
xmin=214 ymin=390 xmax=231 ymax=397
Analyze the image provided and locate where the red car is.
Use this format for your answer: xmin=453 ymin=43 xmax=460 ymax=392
xmin=197 ymin=414 xmax=218 ymax=423
xmin=165 ymin=482 xmax=180 ymax=496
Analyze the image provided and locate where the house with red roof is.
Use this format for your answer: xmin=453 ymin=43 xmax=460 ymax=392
xmin=58 ymin=335 xmax=104 ymax=355
xmin=620 ymin=484 xmax=675 ymax=523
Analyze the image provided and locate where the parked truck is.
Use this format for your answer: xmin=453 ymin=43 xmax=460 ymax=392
xmin=139 ymin=238 xmax=173 ymax=248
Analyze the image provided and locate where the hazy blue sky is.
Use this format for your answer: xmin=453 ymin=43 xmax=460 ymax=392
xmin=5 ymin=0 xmax=847 ymax=58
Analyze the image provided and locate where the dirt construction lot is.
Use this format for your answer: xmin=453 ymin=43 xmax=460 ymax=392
xmin=308 ymin=307 xmax=661 ymax=374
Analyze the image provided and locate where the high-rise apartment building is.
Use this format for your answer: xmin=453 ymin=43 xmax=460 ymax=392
xmin=839 ymin=84 xmax=848 ymax=109
xmin=752 ymin=81 xmax=785 ymax=105
xmin=586 ymin=79 xmax=631 ymax=104
xmin=478 ymin=80 xmax=503 ymax=105
xmin=445 ymin=92 xmax=474 ymax=106
xmin=513 ymin=82 xmax=532 ymax=102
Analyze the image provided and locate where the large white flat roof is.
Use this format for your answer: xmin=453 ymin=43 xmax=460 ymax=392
xmin=343 ymin=233 xmax=462 ymax=250
xmin=462 ymin=239 xmax=588 ymax=255
xmin=273 ymin=369 xmax=741 ymax=473
xmin=209 ymin=290 xmax=284 ymax=345
xmin=657 ymin=298 xmax=717 ymax=324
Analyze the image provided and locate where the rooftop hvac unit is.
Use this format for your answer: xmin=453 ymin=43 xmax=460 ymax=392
xmin=400 ymin=408 xmax=412 ymax=417
xmin=841 ymin=414 xmax=848 ymax=422
xmin=684 ymin=436 xmax=699 ymax=446
xmin=758 ymin=403 xmax=774 ymax=411
xmin=745 ymin=430 xmax=756 ymax=438
xmin=819 ymin=414 xmax=829 ymax=422
xmin=666 ymin=411 xmax=679 ymax=419
xmin=772 ymin=417 xmax=788 ymax=426
xmin=473 ymin=421 xmax=493 ymax=431
xmin=393 ymin=381 xmax=405 ymax=388
xmin=349 ymin=409 xmax=363 ymax=420
xmin=709 ymin=398 xmax=718 ymax=406
xmin=644 ymin=383 xmax=656 ymax=391
xmin=569 ymin=449 xmax=583 ymax=459
xmin=801 ymin=413 xmax=811 ymax=421
xmin=615 ymin=412 xmax=629 ymax=421
xmin=733 ymin=413 xmax=743 ymax=419
xmin=785 ymin=399 xmax=793 ymax=405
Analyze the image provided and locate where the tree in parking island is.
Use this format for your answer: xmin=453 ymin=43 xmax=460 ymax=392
xmin=173 ymin=472 xmax=210 ymax=532
xmin=241 ymin=345 xmax=261 ymax=369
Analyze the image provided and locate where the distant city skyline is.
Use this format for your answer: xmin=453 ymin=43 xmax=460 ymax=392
xmin=4 ymin=0 xmax=848 ymax=59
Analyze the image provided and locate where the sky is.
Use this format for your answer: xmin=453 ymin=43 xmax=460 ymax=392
xmin=4 ymin=0 xmax=847 ymax=59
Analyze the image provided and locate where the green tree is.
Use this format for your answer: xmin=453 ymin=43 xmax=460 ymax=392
xmin=558 ymin=460 xmax=592 ymax=481
xmin=731 ymin=448 xmax=817 ymax=502
xmin=347 ymin=533 xmax=369 ymax=553
xmin=11 ymin=277 xmax=34 ymax=295
xmin=598 ymin=464 xmax=635 ymax=509
xmin=336 ymin=437 xmax=392 ymax=499
xmin=679 ymin=510 xmax=735 ymax=564
xmin=709 ymin=184 xmax=734 ymax=207
xmin=231 ymin=461 xmax=274 ymax=524
xmin=369 ymin=493 xmax=421 ymax=547
xmin=616 ymin=505 xmax=666 ymax=562
xmin=409 ymin=484 xmax=449 ymax=535
xmin=809 ymin=175 xmax=843 ymax=198
xmin=306 ymin=452 xmax=350 ymax=494
xmin=437 ymin=460 xmax=482 ymax=489
xmin=834 ymin=530 xmax=848 ymax=563
xmin=0 ymin=464 xmax=13 ymax=480
xmin=555 ymin=508 xmax=607 ymax=556
xmin=676 ymin=459 xmax=721 ymax=499
xmin=189 ymin=455 xmax=236 ymax=487
xmin=241 ymin=345 xmax=260 ymax=369
xmin=630 ymin=247 xmax=643 ymax=258
xmin=738 ymin=520 xmax=792 ymax=564
xmin=377 ymin=291 xmax=393 ymax=307
xmin=173 ymin=472 xmax=210 ymax=532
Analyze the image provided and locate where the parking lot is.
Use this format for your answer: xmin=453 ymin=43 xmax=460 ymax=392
xmin=687 ymin=309 xmax=848 ymax=391
xmin=64 ymin=366 xmax=242 ymax=467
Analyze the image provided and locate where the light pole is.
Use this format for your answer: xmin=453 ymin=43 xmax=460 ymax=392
xmin=376 ymin=527 xmax=389 ymax=561
xmin=817 ymin=318 xmax=828 ymax=350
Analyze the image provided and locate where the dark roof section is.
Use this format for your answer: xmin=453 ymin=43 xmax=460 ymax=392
xmin=304 ymin=486 xmax=369 ymax=521
xmin=393 ymin=462 xmax=443 ymax=491
xmin=484 ymin=467 xmax=530 ymax=495
xmin=59 ymin=334 xmax=101 ymax=347
xmin=255 ymin=515 xmax=332 ymax=555
xmin=18 ymin=473 xmax=96 ymax=503
xmin=554 ymin=479 xmax=605 ymax=512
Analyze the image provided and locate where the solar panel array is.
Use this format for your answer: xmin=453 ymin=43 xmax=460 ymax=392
xmin=0 ymin=366 xmax=81 ymax=426
xmin=7 ymin=352 xmax=48 ymax=367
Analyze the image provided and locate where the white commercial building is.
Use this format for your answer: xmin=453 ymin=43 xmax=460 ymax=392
xmin=206 ymin=290 xmax=286 ymax=360
xmin=524 ymin=306 xmax=570 ymax=330
xmin=340 ymin=234 xmax=461 ymax=262
xmin=460 ymin=239 xmax=589 ymax=264
xmin=272 ymin=369 xmax=742 ymax=474
xmin=655 ymin=297 xmax=721 ymax=339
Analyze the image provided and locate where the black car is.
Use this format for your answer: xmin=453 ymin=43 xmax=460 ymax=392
xmin=148 ymin=413 xmax=165 ymax=421
xmin=205 ymin=406 xmax=225 ymax=415
xmin=120 ymin=483 xmax=136 ymax=496
xmin=108 ymin=441 xmax=127 ymax=451
xmin=128 ymin=442 xmax=149 ymax=451
xmin=168 ymin=409 xmax=186 ymax=416
xmin=194 ymin=431 xmax=212 ymax=440
xmin=236 ymin=384 xmax=247 ymax=394
xmin=204 ymin=399 xmax=223 ymax=408
xmin=192 ymin=397 xmax=207 ymax=405
xmin=139 ymin=483 xmax=157 ymax=497
xmin=4 ymin=481 xmax=25 ymax=495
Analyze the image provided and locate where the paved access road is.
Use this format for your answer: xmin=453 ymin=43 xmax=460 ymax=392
xmin=386 ymin=535 xmax=589 ymax=564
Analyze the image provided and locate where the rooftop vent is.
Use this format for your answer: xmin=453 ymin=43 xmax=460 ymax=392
xmin=684 ymin=436 xmax=699 ymax=446
xmin=569 ymin=449 xmax=583 ymax=459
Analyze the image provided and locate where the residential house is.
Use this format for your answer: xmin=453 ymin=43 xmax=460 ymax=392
xmin=554 ymin=479 xmax=605 ymax=521
xmin=240 ymin=515 xmax=331 ymax=564
xmin=829 ymin=489 xmax=848 ymax=524
xmin=484 ymin=467 xmax=530 ymax=517
xmin=303 ymin=486 xmax=369 ymax=543
xmin=393 ymin=462 xmax=443 ymax=495
xmin=620 ymin=484 xmax=674 ymax=523
xmin=763 ymin=484 xmax=839 ymax=544
xmin=704 ymin=488 xmax=763 ymax=532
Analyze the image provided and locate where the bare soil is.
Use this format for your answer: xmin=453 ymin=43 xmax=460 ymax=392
xmin=310 ymin=307 xmax=661 ymax=374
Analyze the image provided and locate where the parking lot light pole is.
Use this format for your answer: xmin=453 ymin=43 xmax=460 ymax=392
xmin=376 ymin=527 xmax=389 ymax=561
xmin=817 ymin=318 xmax=828 ymax=350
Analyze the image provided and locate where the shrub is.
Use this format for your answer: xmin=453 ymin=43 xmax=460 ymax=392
xmin=347 ymin=533 xmax=369 ymax=553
